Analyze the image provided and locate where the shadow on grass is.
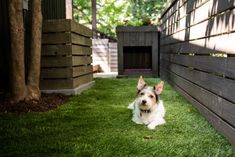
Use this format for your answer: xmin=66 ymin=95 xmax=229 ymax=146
xmin=0 ymin=78 xmax=234 ymax=157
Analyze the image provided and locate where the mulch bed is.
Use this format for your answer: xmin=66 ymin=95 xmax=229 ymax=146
xmin=0 ymin=93 xmax=70 ymax=113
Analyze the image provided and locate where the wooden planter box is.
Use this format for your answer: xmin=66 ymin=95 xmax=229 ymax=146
xmin=40 ymin=19 xmax=94 ymax=94
xmin=116 ymin=26 xmax=159 ymax=77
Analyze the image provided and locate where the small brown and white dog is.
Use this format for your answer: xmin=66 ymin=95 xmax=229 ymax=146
xmin=128 ymin=76 xmax=166 ymax=130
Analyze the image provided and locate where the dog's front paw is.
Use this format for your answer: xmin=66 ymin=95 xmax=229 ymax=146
xmin=147 ymin=123 xmax=156 ymax=130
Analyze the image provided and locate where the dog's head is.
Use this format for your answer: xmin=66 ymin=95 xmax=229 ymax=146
xmin=136 ymin=76 xmax=164 ymax=110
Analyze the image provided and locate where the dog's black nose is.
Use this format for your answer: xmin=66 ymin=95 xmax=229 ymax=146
xmin=142 ymin=100 xmax=147 ymax=104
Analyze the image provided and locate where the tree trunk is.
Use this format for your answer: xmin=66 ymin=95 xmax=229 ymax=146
xmin=92 ymin=0 xmax=97 ymax=38
xmin=26 ymin=0 xmax=42 ymax=100
xmin=8 ymin=0 xmax=26 ymax=102
xmin=8 ymin=0 xmax=42 ymax=102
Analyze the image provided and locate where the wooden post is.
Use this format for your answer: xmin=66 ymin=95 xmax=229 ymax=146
xmin=92 ymin=0 xmax=97 ymax=38
xmin=66 ymin=0 xmax=72 ymax=19
xmin=42 ymin=0 xmax=72 ymax=19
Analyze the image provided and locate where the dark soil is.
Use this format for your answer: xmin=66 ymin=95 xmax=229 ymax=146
xmin=0 ymin=93 xmax=70 ymax=113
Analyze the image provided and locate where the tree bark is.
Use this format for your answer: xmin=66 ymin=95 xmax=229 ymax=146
xmin=8 ymin=0 xmax=42 ymax=102
xmin=92 ymin=0 xmax=97 ymax=38
xmin=8 ymin=0 xmax=26 ymax=102
xmin=26 ymin=0 xmax=42 ymax=100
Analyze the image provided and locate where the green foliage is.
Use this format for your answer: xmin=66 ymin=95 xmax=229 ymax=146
xmin=0 ymin=78 xmax=234 ymax=157
xmin=96 ymin=0 xmax=130 ymax=37
xmin=73 ymin=0 xmax=169 ymax=37
xmin=127 ymin=0 xmax=167 ymax=26
xmin=73 ymin=0 xmax=92 ymax=25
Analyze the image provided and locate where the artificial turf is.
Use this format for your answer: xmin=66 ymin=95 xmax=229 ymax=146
xmin=0 ymin=78 xmax=234 ymax=157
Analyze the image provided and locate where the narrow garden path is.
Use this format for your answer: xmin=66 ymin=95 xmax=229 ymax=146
xmin=0 ymin=78 xmax=234 ymax=156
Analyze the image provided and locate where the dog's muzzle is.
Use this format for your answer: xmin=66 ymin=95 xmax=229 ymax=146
xmin=141 ymin=100 xmax=147 ymax=105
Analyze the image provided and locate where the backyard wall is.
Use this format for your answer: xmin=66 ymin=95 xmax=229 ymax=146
xmin=42 ymin=0 xmax=72 ymax=19
xmin=92 ymin=39 xmax=117 ymax=72
xmin=41 ymin=19 xmax=94 ymax=94
xmin=160 ymin=0 xmax=235 ymax=145
xmin=0 ymin=1 xmax=10 ymax=91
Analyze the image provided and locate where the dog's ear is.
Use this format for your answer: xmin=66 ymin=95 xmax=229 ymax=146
xmin=154 ymin=81 xmax=164 ymax=95
xmin=137 ymin=75 xmax=146 ymax=90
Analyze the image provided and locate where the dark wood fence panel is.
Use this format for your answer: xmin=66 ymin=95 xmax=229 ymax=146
xmin=162 ymin=54 xmax=235 ymax=79
xmin=41 ymin=19 xmax=93 ymax=90
xmin=42 ymin=0 xmax=65 ymax=19
xmin=161 ymin=68 xmax=235 ymax=144
xmin=116 ymin=26 xmax=159 ymax=76
xmin=160 ymin=0 xmax=235 ymax=145
xmin=0 ymin=1 xmax=10 ymax=91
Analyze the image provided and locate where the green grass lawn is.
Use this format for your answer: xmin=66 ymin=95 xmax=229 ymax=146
xmin=0 ymin=78 xmax=234 ymax=157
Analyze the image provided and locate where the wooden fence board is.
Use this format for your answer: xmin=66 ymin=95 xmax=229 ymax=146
xmin=164 ymin=8 xmax=235 ymax=40
xmin=42 ymin=45 xmax=72 ymax=56
xmin=41 ymin=66 xmax=93 ymax=78
xmin=160 ymin=0 xmax=235 ymax=145
xmin=41 ymin=72 xmax=93 ymax=90
xmin=92 ymin=39 xmax=111 ymax=72
xmin=227 ymin=57 xmax=235 ymax=79
xmin=210 ymin=0 xmax=235 ymax=16
xmin=162 ymin=1 xmax=235 ymax=39
xmin=116 ymin=26 xmax=158 ymax=32
xmin=71 ymin=20 xmax=92 ymax=37
xmin=42 ymin=33 xmax=71 ymax=44
xmin=42 ymin=19 xmax=70 ymax=33
xmin=189 ymin=1 xmax=234 ymax=31
xmin=161 ymin=54 xmax=235 ymax=79
xmin=161 ymin=32 xmax=235 ymax=54
xmin=41 ymin=68 xmax=72 ymax=78
xmin=162 ymin=0 xmax=209 ymax=30
xmin=41 ymin=19 xmax=93 ymax=91
xmin=93 ymin=39 xmax=109 ymax=45
xmin=43 ymin=19 xmax=92 ymax=38
xmin=163 ymin=0 xmax=235 ymax=31
xmin=73 ymin=73 xmax=93 ymax=87
xmin=161 ymin=0 xmax=179 ymax=23
xmin=73 ymin=65 xmax=92 ymax=77
xmin=40 ymin=78 xmax=73 ymax=89
xmin=167 ymin=68 xmax=235 ymax=127
xmin=72 ymin=45 xmax=92 ymax=55
xmin=72 ymin=56 xmax=92 ymax=66
xmin=71 ymin=33 xmax=92 ymax=46
xmin=109 ymin=42 xmax=118 ymax=72
xmin=169 ymin=63 xmax=235 ymax=103
xmin=41 ymin=56 xmax=72 ymax=67
xmin=161 ymin=69 xmax=235 ymax=145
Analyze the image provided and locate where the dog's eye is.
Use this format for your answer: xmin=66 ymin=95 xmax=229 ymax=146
xmin=149 ymin=95 xmax=154 ymax=98
xmin=140 ymin=92 xmax=144 ymax=95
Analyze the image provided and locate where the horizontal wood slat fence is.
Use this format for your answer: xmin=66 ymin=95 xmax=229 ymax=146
xmin=109 ymin=42 xmax=118 ymax=72
xmin=41 ymin=19 xmax=93 ymax=90
xmin=92 ymin=39 xmax=118 ymax=73
xmin=160 ymin=0 xmax=235 ymax=145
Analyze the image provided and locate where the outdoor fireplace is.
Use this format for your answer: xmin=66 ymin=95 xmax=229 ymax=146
xmin=116 ymin=26 xmax=159 ymax=77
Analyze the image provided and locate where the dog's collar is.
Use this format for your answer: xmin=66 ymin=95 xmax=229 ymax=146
xmin=140 ymin=109 xmax=151 ymax=117
xmin=140 ymin=109 xmax=151 ymax=113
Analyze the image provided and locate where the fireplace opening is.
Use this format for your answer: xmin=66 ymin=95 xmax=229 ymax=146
xmin=123 ymin=46 xmax=152 ymax=74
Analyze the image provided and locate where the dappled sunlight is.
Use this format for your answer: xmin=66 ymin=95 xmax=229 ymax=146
xmin=2 ymin=78 xmax=234 ymax=156
xmin=160 ymin=0 xmax=235 ymax=145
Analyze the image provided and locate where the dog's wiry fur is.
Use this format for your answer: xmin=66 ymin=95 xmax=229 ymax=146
xmin=128 ymin=76 xmax=166 ymax=130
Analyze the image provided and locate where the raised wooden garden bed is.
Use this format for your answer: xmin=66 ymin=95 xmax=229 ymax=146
xmin=41 ymin=19 xmax=94 ymax=95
